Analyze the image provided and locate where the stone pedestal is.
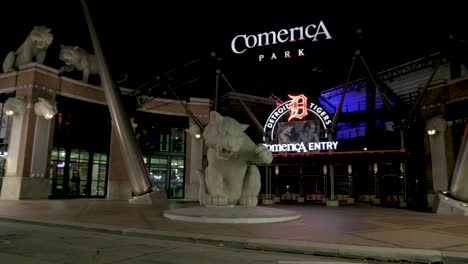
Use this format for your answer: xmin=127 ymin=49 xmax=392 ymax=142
xmin=262 ymin=199 xmax=274 ymax=205
xmin=433 ymin=192 xmax=468 ymax=216
xmin=373 ymin=198 xmax=381 ymax=205
xmin=326 ymin=200 xmax=339 ymax=206
xmin=298 ymin=197 xmax=305 ymax=203
xmin=164 ymin=206 xmax=301 ymax=224
xmin=346 ymin=198 xmax=355 ymax=204
xmin=128 ymin=190 xmax=168 ymax=205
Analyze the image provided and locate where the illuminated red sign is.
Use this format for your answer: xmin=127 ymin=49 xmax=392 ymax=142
xmin=288 ymin=94 xmax=308 ymax=121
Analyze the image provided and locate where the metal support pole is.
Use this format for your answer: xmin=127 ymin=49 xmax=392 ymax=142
xmin=400 ymin=162 xmax=407 ymax=207
xmin=265 ymin=166 xmax=270 ymax=200
xmin=373 ymin=163 xmax=381 ymax=204
xmin=269 ymin=167 xmax=272 ymax=200
xmin=323 ymin=164 xmax=328 ymax=201
xmin=215 ymin=69 xmax=220 ymax=112
xmin=329 ymin=164 xmax=335 ymax=201
xmin=80 ymin=0 xmax=152 ymax=196
xmin=400 ymin=128 xmax=406 ymax=151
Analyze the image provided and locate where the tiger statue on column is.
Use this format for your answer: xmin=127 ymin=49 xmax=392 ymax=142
xmin=58 ymin=45 xmax=98 ymax=83
xmin=3 ymin=26 xmax=53 ymax=73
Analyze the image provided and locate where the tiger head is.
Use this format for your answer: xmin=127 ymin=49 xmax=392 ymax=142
xmin=59 ymin=45 xmax=81 ymax=66
xmin=203 ymin=111 xmax=249 ymax=160
xmin=29 ymin=26 xmax=53 ymax=50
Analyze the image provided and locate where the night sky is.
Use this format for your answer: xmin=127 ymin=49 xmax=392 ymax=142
xmin=1 ymin=1 xmax=466 ymax=101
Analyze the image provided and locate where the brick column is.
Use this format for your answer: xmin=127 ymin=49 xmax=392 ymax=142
xmin=426 ymin=115 xmax=449 ymax=193
xmin=184 ymin=98 xmax=211 ymax=201
xmin=1 ymin=69 xmax=56 ymax=199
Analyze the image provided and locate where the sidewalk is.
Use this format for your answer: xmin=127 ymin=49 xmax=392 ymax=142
xmin=0 ymin=199 xmax=467 ymax=263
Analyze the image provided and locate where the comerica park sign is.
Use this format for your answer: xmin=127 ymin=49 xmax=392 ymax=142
xmin=262 ymin=94 xmax=339 ymax=153
xmin=231 ymin=20 xmax=333 ymax=62
xmin=265 ymin=141 xmax=338 ymax=153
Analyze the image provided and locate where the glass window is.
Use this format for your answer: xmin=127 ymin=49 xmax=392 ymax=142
xmin=90 ymin=152 xmax=108 ymax=197
xmin=80 ymin=151 xmax=89 ymax=162
xmin=50 ymin=147 xmax=67 ymax=196
xmin=100 ymin=154 xmax=107 ymax=163
xmin=159 ymin=133 xmax=170 ymax=152
xmin=169 ymin=157 xmax=184 ymax=199
xmin=51 ymin=148 xmax=59 ymax=159
xmin=150 ymin=157 xmax=167 ymax=165
xmin=171 ymin=128 xmax=185 ymax=153
xmin=70 ymin=149 xmax=79 ymax=161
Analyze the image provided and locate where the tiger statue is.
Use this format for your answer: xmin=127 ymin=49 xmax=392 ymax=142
xmin=2 ymin=26 xmax=54 ymax=73
xmin=34 ymin=97 xmax=58 ymax=120
xmin=58 ymin=45 xmax=98 ymax=83
xmin=197 ymin=111 xmax=273 ymax=207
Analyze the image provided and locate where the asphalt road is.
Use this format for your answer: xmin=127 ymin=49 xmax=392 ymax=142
xmin=0 ymin=221 xmax=419 ymax=264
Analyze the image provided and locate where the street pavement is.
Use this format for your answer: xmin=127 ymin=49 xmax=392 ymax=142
xmin=0 ymin=199 xmax=467 ymax=263
xmin=0 ymin=221 xmax=405 ymax=264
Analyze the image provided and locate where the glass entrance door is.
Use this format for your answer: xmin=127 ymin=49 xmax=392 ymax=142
xmin=50 ymin=147 xmax=108 ymax=198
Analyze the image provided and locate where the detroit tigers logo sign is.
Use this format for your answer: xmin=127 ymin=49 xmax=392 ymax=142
xmin=288 ymin=94 xmax=308 ymax=121
xmin=263 ymin=94 xmax=333 ymax=142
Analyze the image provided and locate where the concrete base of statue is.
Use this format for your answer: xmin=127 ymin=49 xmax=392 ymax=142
xmin=326 ymin=200 xmax=339 ymax=207
xmin=346 ymin=198 xmax=355 ymax=204
xmin=433 ymin=192 xmax=468 ymax=216
xmin=261 ymin=199 xmax=275 ymax=205
xmin=128 ymin=190 xmax=168 ymax=205
xmin=164 ymin=205 xmax=301 ymax=224
xmin=373 ymin=198 xmax=381 ymax=205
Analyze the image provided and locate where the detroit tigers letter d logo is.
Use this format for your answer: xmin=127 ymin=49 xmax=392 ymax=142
xmin=288 ymin=94 xmax=308 ymax=121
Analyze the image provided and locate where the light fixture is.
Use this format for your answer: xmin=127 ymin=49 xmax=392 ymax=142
xmin=3 ymin=96 xmax=27 ymax=116
xmin=34 ymin=97 xmax=57 ymax=120
xmin=363 ymin=147 xmax=368 ymax=151
xmin=274 ymin=165 xmax=279 ymax=175
xmin=187 ymin=124 xmax=202 ymax=139
xmin=427 ymin=129 xmax=438 ymax=136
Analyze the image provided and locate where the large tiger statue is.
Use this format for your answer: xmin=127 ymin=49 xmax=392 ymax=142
xmin=197 ymin=111 xmax=273 ymax=207
xmin=2 ymin=26 xmax=54 ymax=73
xmin=58 ymin=45 xmax=98 ymax=83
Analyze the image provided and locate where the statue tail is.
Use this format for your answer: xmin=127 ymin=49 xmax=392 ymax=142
xmin=3 ymin=51 xmax=15 ymax=73
xmin=196 ymin=169 xmax=207 ymax=206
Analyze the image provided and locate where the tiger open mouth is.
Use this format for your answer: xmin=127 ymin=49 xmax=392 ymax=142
xmin=34 ymin=40 xmax=46 ymax=49
xmin=216 ymin=145 xmax=233 ymax=160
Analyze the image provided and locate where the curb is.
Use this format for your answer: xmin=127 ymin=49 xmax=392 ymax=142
xmin=1 ymin=216 xmax=467 ymax=263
